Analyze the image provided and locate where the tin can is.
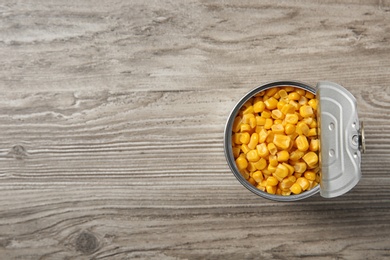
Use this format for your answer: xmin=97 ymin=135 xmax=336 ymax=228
xmin=224 ymin=81 xmax=365 ymax=201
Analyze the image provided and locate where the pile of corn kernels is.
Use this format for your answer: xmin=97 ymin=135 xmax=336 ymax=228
xmin=232 ymin=86 xmax=320 ymax=196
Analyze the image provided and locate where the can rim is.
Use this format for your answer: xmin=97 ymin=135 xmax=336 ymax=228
xmin=224 ymin=81 xmax=320 ymax=202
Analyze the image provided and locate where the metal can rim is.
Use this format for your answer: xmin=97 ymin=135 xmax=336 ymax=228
xmin=224 ymin=80 xmax=320 ymax=202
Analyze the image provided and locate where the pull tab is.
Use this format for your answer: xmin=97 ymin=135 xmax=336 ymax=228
xmin=317 ymin=81 xmax=362 ymax=198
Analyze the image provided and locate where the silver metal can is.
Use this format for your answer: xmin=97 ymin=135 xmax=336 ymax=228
xmin=224 ymin=81 xmax=365 ymax=201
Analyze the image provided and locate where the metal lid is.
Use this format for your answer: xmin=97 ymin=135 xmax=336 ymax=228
xmin=317 ymin=81 xmax=364 ymax=198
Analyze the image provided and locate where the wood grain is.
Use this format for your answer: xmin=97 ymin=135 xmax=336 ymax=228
xmin=0 ymin=0 xmax=389 ymax=259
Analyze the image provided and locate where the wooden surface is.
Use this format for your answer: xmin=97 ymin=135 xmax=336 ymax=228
xmin=0 ymin=0 xmax=390 ymax=259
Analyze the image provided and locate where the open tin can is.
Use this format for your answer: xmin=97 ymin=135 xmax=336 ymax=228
xmin=224 ymin=81 xmax=365 ymax=201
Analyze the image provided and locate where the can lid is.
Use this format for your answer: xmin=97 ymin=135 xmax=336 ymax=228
xmin=316 ymin=81 xmax=363 ymax=198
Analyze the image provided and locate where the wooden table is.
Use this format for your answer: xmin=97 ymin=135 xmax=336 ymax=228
xmin=1 ymin=1 xmax=389 ymax=259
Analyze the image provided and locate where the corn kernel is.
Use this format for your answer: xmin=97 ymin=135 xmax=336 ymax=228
xmin=296 ymin=122 xmax=310 ymax=136
xmin=243 ymin=106 xmax=254 ymax=115
xmin=310 ymin=119 xmax=317 ymax=128
xmin=282 ymin=163 xmax=295 ymax=175
xmin=241 ymin=144 xmax=251 ymax=154
xmin=289 ymin=150 xmax=304 ymax=161
xmin=253 ymin=100 xmax=266 ymax=113
xmin=283 ymin=86 xmax=295 ymax=92
xmin=232 ymin=133 xmax=242 ymax=145
xmin=302 ymin=152 xmax=318 ymax=168
xmin=232 ymin=147 xmax=241 ymax=158
xmin=284 ymin=123 xmax=296 ymax=135
xmin=264 ymin=97 xmax=278 ymax=110
xmin=240 ymin=169 xmax=250 ymax=180
xmin=278 ymin=89 xmax=288 ymax=98
xmin=288 ymin=92 xmax=301 ymax=101
xmin=277 ymin=100 xmax=287 ymax=110
xmin=273 ymin=134 xmax=291 ymax=150
xmin=236 ymin=157 xmax=248 ymax=170
xmin=267 ymin=143 xmax=278 ymax=155
xmin=264 ymin=118 xmax=273 ymax=129
xmin=296 ymin=177 xmax=310 ymax=191
xmin=240 ymin=132 xmax=251 ymax=144
xmin=272 ymin=109 xmax=284 ymax=120
xmin=299 ymin=96 xmax=308 ymax=105
xmin=296 ymin=135 xmax=309 ymax=152
xmin=307 ymin=128 xmax=317 ymax=137
xmin=256 ymin=116 xmax=266 ymax=126
xmin=279 ymin=178 xmax=294 ymax=190
xmin=290 ymin=183 xmax=302 ymax=194
xmin=267 ymin=176 xmax=279 ymax=186
xmin=309 ymin=139 xmax=319 ymax=152
xmin=271 ymin=124 xmax=285 ymax=134
xmin=267 ymin=164 xmax=277 ymax=173
xmin=282 ymin=190 xmax=292 ymax=196
xmin=240 ymin=123 xmax=252 ymax=132
xmin=232 ymin=116 xmax=242 ymax=133
xmin=285 ymin=113 xmax=299 ymax=124
xmin=266 ymin=87 xmax=279 ymax=97
xmin=258 ymin=128 xmax=268 ymax=143
xmin=248 ymin=177 xmax=256 ymax=186
xmin=305 ymin=92 xmax=315 ymax=99
xmin=294 ymin=161 xmax=307 ymax=173
xmin=281 ymin=104 xmax=295 ymax=115
xmin=308 ymin=99 xmax=317 ymax=110
xmin=276 ymin=188 xmax=283 ymax=195
xmin=252 ymin=171 xmax=264 ymax=182
xmin=289 ymin=100 xmax=299 ymax=110
xmin=266 ymin=131 xmax=275 ymax=143
xmin=262 ymin=110 xmax=271 ymax=119
xmin=288 ymin=175 xmax=297 ymax=183
xmin=256 ymin=143 xmax=269 ymax=158
xmin=248 ymin=133 xmax=259 ymax=150
xmin=249 ymin=117 xmax=257 ymax=129
xmin=277 ymin=150 xmax=289 ymax=162
xmin=242 ymin=113 xmax=254 ymax=124
xmin=269 ymin=155 xmax=278 ymax=167
xmin=299 ymin=105 xmax=314 ymax=118
xmin=247 ymin=162 xmax=257 ymax=172
xmin=296 ymin=89 xmax=306 ymax=96
xmin=266 ymin=185 xmax=277 ymax=194
xmin=254 ymin=158 xmax=267 ymax=170
xmin=304 ymin=171 xmax=316 ymax=181
xmin=274 ymin=164 xmax=289 ymax=179
xmin=247 ymin=150 xmax=260 ymax=162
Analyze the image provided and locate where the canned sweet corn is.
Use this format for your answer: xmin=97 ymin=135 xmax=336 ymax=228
xmin=224 ymin=81 xmax=365 ymax=201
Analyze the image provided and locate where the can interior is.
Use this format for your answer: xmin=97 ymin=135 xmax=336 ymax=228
xmin=224 ymin=81 xmax=320 ymax=202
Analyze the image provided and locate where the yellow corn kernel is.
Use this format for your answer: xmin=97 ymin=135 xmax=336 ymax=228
xmin=267 ymin=143 xmax=278 ymax=155
xmin=276 ymin=188 xmax=283 ymax=195
xmin=283 ymin=163 xmax=295 ymax=175
xmin=249 ymin=117 xmax=257 ymax=129
xmin=258 ymin=128 xmax=268 ymax=143
xmin=269 ymin=155 xmax=278 ymax=167
xmin=279 ymin=178 xmax=294 ymax=190
xmin=288 ymin=92 xmax=301 ymax=101
xmin=296 ymin=89 xmax=306 ymax=96
xmin=242 ymin=113 xmax=254 ymax=124
xmin=277 ymin=150 xmax=289 ymax=162
xmin=264 ymin=118 xmax=273 ymax=129
xmin=257 ymin=184 xmax=266 ymax=192
xmin=256 ymin=91 xmax=265 ymax=97
xmin=267 ymin=176 xmax=279 ymax=186
xmin=242 ymin=100 xmax=253 ymax=109
xmin=240 ymin=169 xmax=250 ymax=180
xmin=255 ymin=126 xmax=262 ymax=134
xmin=240 ymin=123 xmax=251 ymax=132
xmin=262 ymin=110 xmax=271 ymax=119
xmin=296 ymin=122 xmax=310 ymax=136
xmin=232 ymin=116 xmax=242 ymax=133
xmin=302 ymin=152 xmax=318 ymax=168
xmin=232 ymin=133 xmax=242 ymax=145
xmin=281 ymin=103 xmax=295 ymax=115
xmin=285 ymin=113 xmax=299 ymax=124
xmin=243 ymin=106 xmax=254 ymax=115
xmin=256 ymin=116 xmax=266 ymax=126
xmin=256 ymin=143 xmax=269 ymax=158
xmin=266 ymin=185 xmax=277 ymax=194
xmin=262 ymin=169 xmax=271 ymax=178
xmin=241 ymin=144 xmax=251 ymax=154
xmin=309 ymin=139 xmax=319 ymax=152
xmin=277 ymin=100 xmax=287 ymax=110
xmin=282 ymin=190 xmax=292 ymax=196
xmin=273 ymin=92 xmax=281 ymax=99
xmin=259 ymin=179 xmax=267 ymax=187
xmin=267 ymin=164 xmax=277 ymax=173
xmin=272 ymin=109 xmax=284 ymax=120
xmin=265 ymin=87 xmax=279 ymax=97
xmin=273 ymin=134 xmax=291 ymax=150
xmin=254 ymin=157 xmax=267 ymax=170
xmin=283 ymin=86 xmax=295 ymax=92
xmin=296 ymin=135 xmax=309 ymax=152
xmin=236 ymin=156 xmax=248 ymax=170
xmin=296 ymin=177 xmax=310 ymax=191
xmin=248 ymin=133 xmax=259 ymax=150
xmin=303 ymin=117 xmax=313 ymax=126
xmin=247 ymin=150 xmax=260 ymax=162
xmin=310 ymin=119 xmax=317 ymax=128
xmin=266 ymin=131 xmax=275 ymax=143
xmin=289 ymin=150 xmax=304 ymax=161
xmin=264 ymin=97 xmax=278 ymax=110
xmin=240 ymin=132 xmax=251 ymax=144
xmin=299 ymin=96 xmax=308 ymax=105
xmin=308 ymin=99 xmax=317 ymax=110
xmin=293 ymin=161 xmax=307 ymax=174
xmin=307 ymin=128 xmax=317 ymax=137
xmin=278 ymin=89 xmax=288 ymax=99
xmin=300 ymin=105 xmax=314 ymax=118
xmin=271 ymin=124 xmax=285 ymax=134
xmin=252 ymin=171 xmax=264 ymax=182
xmin=305 ymin=92 xmax=315 ymax=99
xmin=289 ymin=100 xmax=299 ymax=110
xmin=274 ymin=120 xmax=283 ymax=126
xmin=232 ymin=147 xmax=241 ymax=158
xmin=274 ymin=163 xmax=289 ymax=179
xmin=253 ymin=100 xmax=266 ymax=113
xmin=288 ymin=175 xmax=297 ymax=183
xmin=248 ymin=177 xmax=256 ymax=186
xmin=247 ymin=162 xmax=257 ymax=172
xmin=284 ymin=123 xmax=296 ymax=135
xmin=304 ymin=171 xmax=316 ymax=181
xmin=290 ymin=183 xmax=302 ymax=194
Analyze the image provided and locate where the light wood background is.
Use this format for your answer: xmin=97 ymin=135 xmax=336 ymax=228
xmin=0 ymin=0 xmax=389 ymax=259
